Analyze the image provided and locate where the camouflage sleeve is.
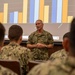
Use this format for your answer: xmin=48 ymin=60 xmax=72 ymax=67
xmin=0 ymin=65 xmax=17 ymax=75
xmin=47 ymin=33 xmax=54 ymax=44
xmin=24 ymin=48 xmax=32 ymax=70
xmin=20 ymin=48 xmax=32 ymax=72
xmin=0 ymin=47 xmax=13 ymax=60
xmin=27 ymin=32 xmax=35 ymax=44
xmin=27 ymin=34 xmax=32 ymax=44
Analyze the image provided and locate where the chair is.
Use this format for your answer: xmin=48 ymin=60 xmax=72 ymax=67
xmin=0 ymin=60 xmax=21 ymax=75
xmin=28 ymin=60 xmax=44 ymax=71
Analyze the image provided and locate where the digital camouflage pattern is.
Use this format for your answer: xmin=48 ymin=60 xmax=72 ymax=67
xmin=27 ymin=30 xmax=54 ymax=60
xmin=49 ymin=49 xmax=67 ymax=62
xmin=0 ymin=42 xmax=32 ymax=74
xmin=27 ymin=56 xmax=75 ymax=75
xmin=0 ymin=65 xmax=17 ymax=75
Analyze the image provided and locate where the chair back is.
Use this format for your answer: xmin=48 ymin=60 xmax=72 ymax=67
xmin=0 ymin=60 xmax=21 ymax=75
xmin=28 ymin=60 xmax=44 ymax=71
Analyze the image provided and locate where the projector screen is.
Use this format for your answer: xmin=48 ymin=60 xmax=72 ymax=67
xmin=0 ymin=0 xmax=74 ymax=41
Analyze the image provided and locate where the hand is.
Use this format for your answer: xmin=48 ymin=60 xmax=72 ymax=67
xmin=36 ymin=43 xmax=47 ymax=48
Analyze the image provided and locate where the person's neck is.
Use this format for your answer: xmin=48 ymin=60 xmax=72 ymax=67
xmin=37 ymin=29 xmax=43 ymax=33
xmin=10 ymin=41 xmax=19 ymax=44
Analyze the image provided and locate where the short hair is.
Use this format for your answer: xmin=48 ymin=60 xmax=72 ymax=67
xmin=69 ymin=18 xmax=75 ymax=54
xmin=36 ymin=20 xmax=43 ymax=24
xmin=8 ymin=25 xmax=23 ymax=41
xmin=63 ymin=32 xmax=70 ymax=40
xmin=0 ymin=23 xmax=5 ymax=46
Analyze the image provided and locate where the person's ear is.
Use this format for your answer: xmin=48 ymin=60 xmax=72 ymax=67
xmin=18 ymin=36 xmax=22 ymax=44
xmin=64 ymin=38 xmax=69 ymax=52
xmin=8 ymin=35 xmax=10 ymax=39
xmin=20 ymin=36 xmax=22 ymax=41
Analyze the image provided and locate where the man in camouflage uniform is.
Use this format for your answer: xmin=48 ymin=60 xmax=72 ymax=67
xmin=0 ymin=25 xmax=32 ymax=75
xmin=49 ymin=32 xmax=70 ymax=62
xmin=27 ymin=18 xmax=75 ymax=75
xmin=0 ymin=23 xmax=17 ymax=75
xmin=27 ymin=20 xmax=54 ymax=60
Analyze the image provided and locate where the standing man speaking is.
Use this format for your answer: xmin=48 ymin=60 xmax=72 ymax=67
xmin=27 ymin=20 xmax=54 ymax=60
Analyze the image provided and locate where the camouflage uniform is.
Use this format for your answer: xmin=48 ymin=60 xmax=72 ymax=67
xmin=27 ymin=56 xmax=75 ymax=75
xmin=0 ymin=42 xmax=32 ymax=74
xmin=0 ymin=65 xmax=17 ymax=75
xmin=27 ymin=30 xmax=54 ymax=60
xmin=49 ymin=49 xmax=67 ymax=62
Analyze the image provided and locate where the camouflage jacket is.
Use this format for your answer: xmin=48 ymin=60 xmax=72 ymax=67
xmin=0 ymin=65 xmax=17 ymax=75
xmin=49 ymin=49 xmax=67 ymax=62
xmin=0 ymin=42 xmax=32 ymax=73
xmin=27 ymin=56 xmax=75 ymax=75
xmin=27 ymin=30 xmax=54 ymax=60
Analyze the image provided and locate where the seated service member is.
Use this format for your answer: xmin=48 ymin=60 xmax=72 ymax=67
xmin=27 ymin=18 xmax=75 ymax=75
xmin=27 ymin=20 xmax=54 ymax=60
xmin=0 ymin=25 xmax=32 ymax=75
xmin=49 ymin=32 xmax=70 ymax=62
xmin=0 ymin=23 xmax=17 ymax=75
